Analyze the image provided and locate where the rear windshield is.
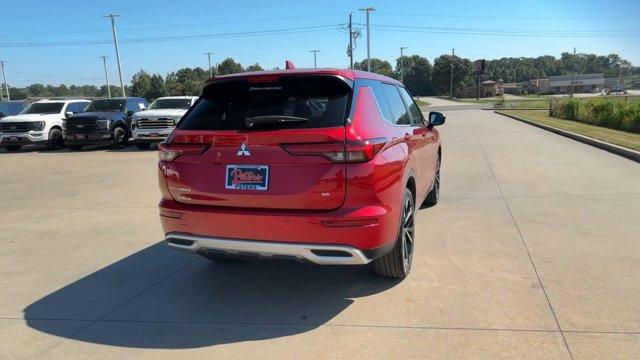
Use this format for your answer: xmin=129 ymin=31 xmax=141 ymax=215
xmin=20 ymin=102 xmax=64 ymax=115
xmin=177 ymin=76 xmax=352 ymax=130
xmin=149 ymin=98 xmax=192 ymax=110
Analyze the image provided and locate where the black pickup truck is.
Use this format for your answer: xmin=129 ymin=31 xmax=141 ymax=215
xmin=64 ymin=97 xmax=148 ymax=150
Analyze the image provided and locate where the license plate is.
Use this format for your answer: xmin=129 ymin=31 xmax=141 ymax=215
xmin=9 ymin=136 xmax=19 ymax=142
xmin=225 ymin=165 xmax=269 ymax=191
xmin=75 ymin=134 xmax=86 ymax=140
xmin=149 ymin=133 xmax=159 ymax=137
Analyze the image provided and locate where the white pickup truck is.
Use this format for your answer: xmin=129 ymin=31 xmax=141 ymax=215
xmin=131 ymin=96 xmax=197 ymax=149
xmin=0 ymin=99 xmax=90 ymax=151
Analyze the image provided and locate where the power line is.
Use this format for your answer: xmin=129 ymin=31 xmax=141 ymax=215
xmin=0 ymin=24 xmax=341 ymax=48
xmin=1 ymin=13 xmax=350 ymax=37
xmin=8 ymin=70 xmax=103 ymax=80
xmin=376 ymin=12 xmax=607 ymax=21
xmin=371 ymin=24 xmax=640 ymax=38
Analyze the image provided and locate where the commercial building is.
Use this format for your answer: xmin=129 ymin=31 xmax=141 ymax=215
xmin=548 ymin=73 xmax=604 ymax=94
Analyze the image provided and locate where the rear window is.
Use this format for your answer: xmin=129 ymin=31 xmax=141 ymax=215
xmin=178 ymin=76 xmax=352 ymax=130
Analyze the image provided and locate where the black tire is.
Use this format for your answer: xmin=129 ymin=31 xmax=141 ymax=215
xmin=373 ymin=187 xmax=415 ymax=279
xmin=68 ymin=145 xmax=83 ymax=151
xmin=112 ymin=126 xmax=128 ymax=149
xmin=46 ymin=128 xmax=64 ymax=150
xmin=423 ymin=154 xmax=441 ymax=207
xmin=4 ymin=145 xmax=22 ymax=152
xmin=135 ymin=142 xmax=151 ymax=150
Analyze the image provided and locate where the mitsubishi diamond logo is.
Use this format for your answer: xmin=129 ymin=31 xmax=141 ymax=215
xmin=237 ymin=142 xmax=250 ymax=156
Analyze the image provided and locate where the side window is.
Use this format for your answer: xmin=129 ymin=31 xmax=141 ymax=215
xmin=367 ymin=82 xmax=392 ymax=123
xmin=380 ymin=83 xmax=411 ymax=125
xmin=125 ymin=101 xmax=140 ymax=113
xmin=398 ymin=87 xmax=424 ymax=125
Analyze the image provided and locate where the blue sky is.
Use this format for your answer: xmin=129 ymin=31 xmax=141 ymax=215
xmin=1 ymin=0 xmax=639 ymax=87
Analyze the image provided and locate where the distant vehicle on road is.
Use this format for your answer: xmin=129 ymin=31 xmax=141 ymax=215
xmin=609 ymin=85 xmax=627 ymax=94
xmin=0 ymin=101 xmax=26 ymax=119
xmin=64 ymin=97 xmax=148 ymax=150
xmin=159 ymin=67 xmax=445 ymax=279
xmin=132 ymin=96 xmax=197 ymax=149
xmin=0 ymin=99 xmax=89 ymax=152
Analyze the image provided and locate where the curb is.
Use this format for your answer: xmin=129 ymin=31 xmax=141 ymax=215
xmin=495 ymin=111 xmax=640 ymax=163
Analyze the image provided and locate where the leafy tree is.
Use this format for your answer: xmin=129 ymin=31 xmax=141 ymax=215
xmin=395 ymin=55 xmax=434 ymax=96
xmin=245 ymin=63 xmax=264 ymax=72
xmin=353 ymin=58 xmax=393 ymax=77
xmin=165 ymin=67 xmax=208 ymax=96
xmin=217 ymin=58 xmax=244 ymax=75
xmin=130 ymin=70 xmax=153 ymax=98
xmin=432 ymin=55 xmax=472 ymax=96
xmin=27 ymin=83 xmax=48 ymax=97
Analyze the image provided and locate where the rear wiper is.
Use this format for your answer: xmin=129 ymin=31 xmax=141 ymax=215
xmin=245 ymin=115 xmax=308 ymax=128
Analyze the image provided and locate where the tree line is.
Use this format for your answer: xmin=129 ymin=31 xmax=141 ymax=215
xmin=6 ymin=53 xmax=639 ymax=100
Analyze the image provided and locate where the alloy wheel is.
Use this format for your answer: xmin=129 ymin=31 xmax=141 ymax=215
xmin=401 ymin=195 xmax=415 ymax=272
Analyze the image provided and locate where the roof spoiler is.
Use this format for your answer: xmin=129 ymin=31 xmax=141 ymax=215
xmin=285 ymin=60 xmax=295 ymax=69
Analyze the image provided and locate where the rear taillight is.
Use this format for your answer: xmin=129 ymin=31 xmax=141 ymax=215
xmin=158 ymin=142 xmax=209 ymax=161
xmin=281 ymin=138 xmax=386 ymax=163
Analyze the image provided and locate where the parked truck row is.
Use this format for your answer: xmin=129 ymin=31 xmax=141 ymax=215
xmin=0 ymin=96 xmax=197 ymax=151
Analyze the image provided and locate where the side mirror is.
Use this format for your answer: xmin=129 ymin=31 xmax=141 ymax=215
xmin=428 ymin=111 xmax=446 ymax=126
xmin=126 ymin=110 xmax=135 ymax=117
xmin=65 ymin=111 xmax=73 ymax=119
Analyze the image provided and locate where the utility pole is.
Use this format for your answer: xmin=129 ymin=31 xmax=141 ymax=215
xmin=359 ymin=7 xmax=375 ymax=72
xmin=0 ymin=60 xmax=9 ymax=101
xmin=104 ymin=14 xmax=126 ymax=97
xmin=570 ymin=47 xmax=576 ymax=98
xmin=100 ymin=56 xmax=111 ymax=98
xmin=205 ymin=52 xmax=214 ymax=77
xmin=449 ymin=48 xmax=455 ymax=99
xmin=348 ymin=13 xmax=353 ymax=69
xmin=399 ymin=47 xmax=408 ymax=83
xmin=310 ymin=50 xmax=320 ymax=68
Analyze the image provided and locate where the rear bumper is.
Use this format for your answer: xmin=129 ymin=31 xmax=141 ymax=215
xmin=159 ymin=198 xmax=400 ymax=261
xmin=165 ymin=232 xmax=373 ymax=265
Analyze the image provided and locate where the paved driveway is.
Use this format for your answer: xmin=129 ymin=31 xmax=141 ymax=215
xmin=1 ymin=105 xmax=639 ymax=359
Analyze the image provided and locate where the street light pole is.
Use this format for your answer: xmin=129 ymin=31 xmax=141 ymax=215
xmin=100 ymin=56 xmax=111 ymax=98
xmin=205 ymin=52 xmax=214 ymax=77
xmin=310 ymin=50 xmax=320 ymax=68
xmin=359 ymin=7 xmax=375 ymax=72
xmin=400 ymin=46 xmax=407 ymax=83
xmin=348 ymin=13 xmax=353 ymax=69
xmin=449 ymin=48 xmax=455 ymax=99
xmin=104 ymin=14 xmax=126 ymax=97
xmin=0 ymin=60 xmax=10 ymax=101
xmin=570 ymin=47 xmax=576 ymax=98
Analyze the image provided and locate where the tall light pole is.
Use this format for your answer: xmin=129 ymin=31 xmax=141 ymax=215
xmin=570 ymin=47 xmax=576 ymax=98
xmin=400 ymin=46 xmax=408 ymax=83
xmin=359 ymin=7 xmax=375 ymax=72
xmin=310 ymin=50 xmax=320 ymax=68
xmin=348 ymin=13 xmax=354 ymax=69
xmin=205 ymin=52 xmax=214 ymax=77
xmin=449 ymin=48 xmax=455 ymax=99
xmin=0 ymin=60 xmax=10 ymax=101
xmin=104 ymin=14 xmax=126 ymax=97
xmin=100 ymin=56 xmax=111 ymax=98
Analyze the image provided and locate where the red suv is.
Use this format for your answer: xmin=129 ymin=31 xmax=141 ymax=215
xmin=157 ymin=68 xmax=444 ymax=278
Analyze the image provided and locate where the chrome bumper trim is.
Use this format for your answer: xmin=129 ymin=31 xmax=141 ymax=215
xmin=164 ymin=232 xmax=371 ymax=265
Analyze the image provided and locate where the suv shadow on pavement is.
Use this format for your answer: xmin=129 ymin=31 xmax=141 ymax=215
xmin=24 ymin=242 xmax=399 ymax=349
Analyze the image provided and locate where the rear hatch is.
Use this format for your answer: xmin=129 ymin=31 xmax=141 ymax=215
xmin=163 ymin=75 xmax=353 ymax=210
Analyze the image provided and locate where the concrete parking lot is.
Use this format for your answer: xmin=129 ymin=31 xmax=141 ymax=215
xmin=1 ymin=101 xmax=639 ymax=359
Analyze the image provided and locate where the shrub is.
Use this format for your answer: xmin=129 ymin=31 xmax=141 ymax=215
xmin=549 ymin=98 xmax=640 ymax=133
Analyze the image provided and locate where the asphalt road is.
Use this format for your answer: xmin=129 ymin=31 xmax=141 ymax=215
xmin=1 ymin=101 xmax=639 ymax=359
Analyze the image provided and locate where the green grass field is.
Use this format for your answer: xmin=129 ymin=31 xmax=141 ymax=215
xmin=457 ymin=95 xmax=640 ymax=110
xmin=415 ymin=99 xmax=430 ymax=107
xmin=497 ymin=109 xmax=640 ymax=152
